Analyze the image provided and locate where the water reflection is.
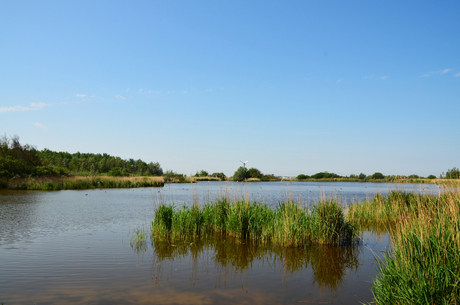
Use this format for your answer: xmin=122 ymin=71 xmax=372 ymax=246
xmin=145 ymin=234 xmax=362 ymax=293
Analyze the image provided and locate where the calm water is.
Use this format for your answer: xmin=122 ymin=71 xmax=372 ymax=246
xmin=0 ymin=181 xmax=437 ymax=304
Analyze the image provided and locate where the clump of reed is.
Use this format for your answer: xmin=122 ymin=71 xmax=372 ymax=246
xmin=348 ymin=189 xmax=460 ymax=304
xmin=130 ymin=226 xmax=149 ymax=253
xmin=152 ymin=199 xmax=358 ymax=247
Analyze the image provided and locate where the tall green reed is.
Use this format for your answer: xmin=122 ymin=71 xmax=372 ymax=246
xmin=152 ymin=199 xmax=358 ymax=247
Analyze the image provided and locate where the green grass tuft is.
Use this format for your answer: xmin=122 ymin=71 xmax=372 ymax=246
xmin=152 ymin=199 xmax=358 ymax=247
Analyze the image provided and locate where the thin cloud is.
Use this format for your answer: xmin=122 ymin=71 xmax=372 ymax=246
xmin=0 ymin=102 xmax=47 ymax=113
xmin=115 ymin=95 xmax=126 ymax=99
xmin=35 ymin=122 xmax=48 ymax=131
xmin=76 ymin=94 xmax=86 ymax=97
xmin=138 ymin=89 xmax=143 ymax=94
xmin=183 ymin=91 xmax=187 ymax=94
xmin=364 ymin=75 xmax=374 ymax=79
xmin=126 ymin=88 xmax=131 ymax=92
xmin=380 ymin=76 xmax=388 ymax=80
xmin=421 ymin=69 xmax=452 ymax=77
xmin=454 ymin=73 xmax=460 ymax=77
xmin=337 ymin=78 xmax=343 ymax=83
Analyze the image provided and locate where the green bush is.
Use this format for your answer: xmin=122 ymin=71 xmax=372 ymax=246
xmin=371 ymin=172 xmax=385 ymax=179
xmin=446 ymin=167 xmax=460 ymax=179
xmin=311 ymin=172 xmax=341 ymax=179
xmin=248 ymin=168 xmax=263 ymax=178
xmin=297 ymin=174 xmax=310 ymax=180
xmin=233 ymin=166 xmax=249 ymax=181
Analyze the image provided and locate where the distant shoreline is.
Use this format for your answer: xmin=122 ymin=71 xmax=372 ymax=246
xmin=2 ymin=175 xmax=458 ymax=190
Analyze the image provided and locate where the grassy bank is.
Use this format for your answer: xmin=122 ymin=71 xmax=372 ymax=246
xmin=152 ymin=199 xmax=358 ymax=247
xmin=349 ymin=189 xmax=460 ymax=304
xmin=7 ymin=176 xmax=164 ymax=190
xmin=293 ymin=177 xmax=450 ymax=184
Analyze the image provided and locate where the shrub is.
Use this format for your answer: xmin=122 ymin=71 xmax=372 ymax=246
xmin=358 ymin=173 xmax=367 ymax=179
xmin=233 ymin=166 xmax=249 ymax=181
xmin=248 ymin=168 xmax=263 ymax=179
xmin=427 ymin=175 xmax=436 ymax=179
xmin=297 ymin=174 xmax=310 ymax=180
xmin=311 ymin=172 xmax=341 ymax=179
xmin=371 ymin=172 xmax=385 ymax=179
xmin=446 ymin=167 xmax=460 ymax=179
xmin=211 ymin=172 xmax=226 ymax=180
xmin=107 ymin=167 xmax=123 ymax=176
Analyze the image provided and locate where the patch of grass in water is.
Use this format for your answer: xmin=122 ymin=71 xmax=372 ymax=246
xmin=348 ymin=189 xmax=460 ymax=304
xmin=152 ymin=199 xmax=358 ymax=247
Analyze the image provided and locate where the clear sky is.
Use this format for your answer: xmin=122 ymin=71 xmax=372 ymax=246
xmin=1 ymin=1 xmax=459 ymax=177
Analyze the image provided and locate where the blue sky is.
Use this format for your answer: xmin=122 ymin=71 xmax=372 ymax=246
xmin=1 ymin=1 xmax=459 ymax=177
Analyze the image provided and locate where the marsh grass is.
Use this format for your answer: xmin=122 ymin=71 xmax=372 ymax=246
xmin=7 ymin=176 xmax=164 ymax=190
xmin=152 ymin=199 xmax=358 ymax=247
xmin=349 ymin=189 xmax=460 ymax=304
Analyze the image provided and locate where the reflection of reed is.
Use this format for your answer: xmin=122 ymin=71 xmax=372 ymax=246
xmin=147 ymin=234 xmax=362 ymax=291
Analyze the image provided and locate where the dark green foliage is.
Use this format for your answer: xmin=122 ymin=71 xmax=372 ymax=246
xmin=38 ymin=149 xmax=163 ymax=176
xmin=248 ymin=168 xmax=263 ymax=178
xmin=371 ymin=172 xmax=385 ymax=179
xmin=446 ymin=167 xmax=460 ymax=179
xmin=297 ymin=174 xmax=310 ymax=180
xmin=233 ymin=166 xmax=249 ymax=181
xmin=152 ymin=199 xmax=358 ymax=247
xmin=311 ymin=172 xmax=341 ymax=179
xmin=349 ymin=174 xmax=358 ymax=179
xmin=427 ymin=175 xmax=436 ymax=179
xmin=408 ymin=174 xmax=419 ymax=179
xmin=358 ymin=173 xmax=366 ymax=179
xmin=107 ymin=167 xmax=124 ymax=176
xmin=194 ymin=170 xmax=209 ymax=177
xmin=0 ymin=135 xmax=42 ymax=178
xmin=211 ymin=172 xmax=226 ymax=180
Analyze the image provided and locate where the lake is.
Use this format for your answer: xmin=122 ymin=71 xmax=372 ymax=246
xmin=0 ymin=181 xmax=439 ymax=304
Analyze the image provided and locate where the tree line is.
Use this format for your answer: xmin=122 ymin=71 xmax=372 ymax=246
xmin=0 ymin=135 xmax=163 ymax=182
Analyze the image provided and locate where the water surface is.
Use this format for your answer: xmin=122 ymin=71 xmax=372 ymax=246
xmin=0 ymin=182 xmax=434 ymax=304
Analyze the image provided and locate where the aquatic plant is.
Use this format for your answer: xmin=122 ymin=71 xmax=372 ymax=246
xmin=151 ymin=199 xmax=358 ymax=247
xmin=348 ymin=189 xmax=460 ymax=304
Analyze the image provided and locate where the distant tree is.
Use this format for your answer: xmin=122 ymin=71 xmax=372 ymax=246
xmin=446 ymin=167 xmax=460 ymax=179
xmin=427 ymin=175 xmax=436 ymax=179
xmin=248 ymin=168 xmax=263 ymax=179
xmin=358 ymin=173 xmax=367 ymax=180
xmin=233 ymin=166 xmax=249 ymax=182
xmin=408 ymin=174 xmax=419 ymax=179
xmin=147 ymin=162 xmax=163 ymax=176
xmin=311 ymin=172 xmax=341 ymax=179
xmin=212 ymin=172 xmax=226 ymax=180
xmin=371 ymin=172 xmax=385 ymax=179
xmin=108 ymin=167 xmax=123 ymax=176
xmin=349 ymin=174 xmax=358 ymax=179
xmin=297 ymin=174 xmax=310 ymax=180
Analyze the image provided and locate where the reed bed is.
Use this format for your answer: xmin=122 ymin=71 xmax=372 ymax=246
xmin=349 ymin=189 xmax=460 ymax=304
xmin=8 ymin=176 xmax=164 ymax=190
xmin=152 ymin=199 xmax=357 ymax=247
